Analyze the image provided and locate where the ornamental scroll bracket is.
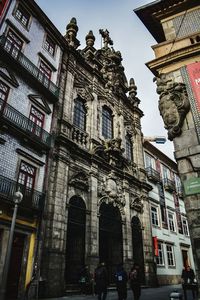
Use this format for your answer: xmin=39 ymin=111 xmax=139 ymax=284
xmin=154 ymin=74 xmax=190 ymax=141
xmin=98 ymin=171 xmax=126 ymax=214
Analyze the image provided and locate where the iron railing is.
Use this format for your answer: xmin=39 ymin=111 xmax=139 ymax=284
xmin=163 ymin=177 xmax=176 ymax=192
xmin=145 ymin=166 xmax=160 ymax=182
xmin=0 ymin=98 xmax=52 ymax=148
xmin=0 ymin=175 xmax=44 ymax=211
xmin=0 ymin=35 xmax=59 ymax=98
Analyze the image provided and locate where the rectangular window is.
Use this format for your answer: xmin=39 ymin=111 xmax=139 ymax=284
xmin=0 ymin=80 xmax=9 ymax=110
xmin=162 ymin=164 xmax=171 ymax=180
xmin=14 ymin=4 xmax=30 ymax=28
xmin=5 ymin=29 xmax=23 ymax=58
xmin=29 ymin=106 xmax=44 ymax=137
xmin=44 ymin=35 xmax=56 ymax=56
xmin=166 ymin=244 xmax=175 ymax=267
xmin=151 ymin=206 xmax=159 ymax=226
xmin=145 ymin=153 xmax=155 ymax=168
xmin=168 ymin=212 xmax=176 ymax=232
xmin=18 ymin=161 xmax=36 ymax=191
xmin=156 ymin=242 xmax=165 ymax=266
xmin=38 ymin=61 xmax=52 ymax=87
xmin=182 ymin=218 xmax=189 ymax=236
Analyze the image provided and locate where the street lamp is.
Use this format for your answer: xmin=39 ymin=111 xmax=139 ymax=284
xmin=0 ymin=190 xmax=23 ymax=300
xmin=143 ymin=136 xmax=166 ymax=144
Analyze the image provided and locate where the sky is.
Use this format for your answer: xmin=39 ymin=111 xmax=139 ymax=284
xmin=36 ymin=0 xmax=175 ymax=160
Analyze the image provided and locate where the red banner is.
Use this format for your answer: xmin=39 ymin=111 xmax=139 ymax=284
xmin=153 ymin=236 xmax=158 ymax=256
xmin=186 ymin=62 xmax=200 ymax=111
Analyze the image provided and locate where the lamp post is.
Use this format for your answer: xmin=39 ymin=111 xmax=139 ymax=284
xmin=0 ymin=191 xmax=23 ymax=300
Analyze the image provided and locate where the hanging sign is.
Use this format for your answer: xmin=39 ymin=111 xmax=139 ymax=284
xmin=183 ymin=177 xmax=200 ymax=196
xmin=186 ymin=62 xmax=200 ymax=111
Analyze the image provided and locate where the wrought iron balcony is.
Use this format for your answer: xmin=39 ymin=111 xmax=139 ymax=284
xmin=163 ymin=177 xmax=176 ymax=192
xmin=0 ymin=175 xmax=44 ymax=212
xmin=177 ymin=186 xmax=184 ymax=198
xmin=0 ymin=35 xmax=59 ymax=99
xmin=0 ymin=99 xmax=52 ymax=149
xmin=145 ymin=166 xmax=160 ymax=183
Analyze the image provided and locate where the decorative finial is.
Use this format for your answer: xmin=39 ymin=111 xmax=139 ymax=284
xmin=99 ymin=29 xmax=113 ymax=49
xmin=85 ymin=30 xmax=95 ymax=47
xmin=129 ymin=78 xmax=137 ymax=97
xmin=66 ymin=17 xmax=80 ymax=48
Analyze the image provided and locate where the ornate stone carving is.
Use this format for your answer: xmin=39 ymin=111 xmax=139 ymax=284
xmin=128 ymin=78 xmax=140 ymax=107
xmin=92 ymin=29 xmax=128 ymax=94
xmin=69 ymin=171 xmax=89 ymax=191
xmin=98 ymin=171 xmax=126 ymax=214
xmin=65 ymin=17 xmax=80 ymax=49
xmin=154 ymin=74 xmax=190 ymax=141
xmin=93 ymin=138 xmax=129 ymax=168
xmin=130 ymin=194 xmax=144 ymax=213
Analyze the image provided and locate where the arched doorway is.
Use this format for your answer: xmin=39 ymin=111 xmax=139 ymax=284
xmin=65 ymin=196 xmax=86 ymax=283
xmin=131 ymin=216 xmax=145 ymax=283
xmin=99 ymin=203 xmax=123 ymax=283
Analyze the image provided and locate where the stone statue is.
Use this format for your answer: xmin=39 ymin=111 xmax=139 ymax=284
xmin=154 ymin=73 xmax=190 ymax=140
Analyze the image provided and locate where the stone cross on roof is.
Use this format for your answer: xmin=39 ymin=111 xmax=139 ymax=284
xmin=99 ymin=29 xmax=113 ymax=49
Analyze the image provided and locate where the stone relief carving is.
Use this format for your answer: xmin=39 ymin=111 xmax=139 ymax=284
xmin=93 ymin=137 xmax=129 ymax=169
xmin=154 ymin=73 xmax=190 ymax=141
xmin=130 ymin=194 xmax=144 ymax=213
xmin=98 ymin=171 xmax=126 ymax=214
xmin=69 ymin=171 xmax=89 ymax=191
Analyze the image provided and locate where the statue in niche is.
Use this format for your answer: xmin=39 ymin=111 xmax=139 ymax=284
xmin=154 ymin=73 xmax=190 ymax=141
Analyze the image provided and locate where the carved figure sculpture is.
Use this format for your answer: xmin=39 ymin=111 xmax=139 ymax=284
xmin=154 ymin=73 xmax=190 ymax=140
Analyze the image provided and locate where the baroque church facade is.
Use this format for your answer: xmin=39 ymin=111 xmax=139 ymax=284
xmin=41 ymin=18 xmax=156 ymax=297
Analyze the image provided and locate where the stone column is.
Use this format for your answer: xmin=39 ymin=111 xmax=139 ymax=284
xmin=86 ymin=163 xmax=99 ymax=273
xmin=122 ymin=180 xmax=133 ymax=272
xmin=41 ymin=151 xmax=69 ymax=297
xmin=142 ymin=196 xmax=157 ymax=286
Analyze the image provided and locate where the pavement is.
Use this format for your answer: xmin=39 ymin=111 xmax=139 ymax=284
xmin=39 ymin=284 xmax=197 ymax=300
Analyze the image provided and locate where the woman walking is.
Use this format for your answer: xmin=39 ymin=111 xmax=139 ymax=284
xmin=129 ymin=263 xmax=141 ymax=300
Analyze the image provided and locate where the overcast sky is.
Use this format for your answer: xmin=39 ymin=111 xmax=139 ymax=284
xmin=36 ymin=0 xmax=175 ymax=160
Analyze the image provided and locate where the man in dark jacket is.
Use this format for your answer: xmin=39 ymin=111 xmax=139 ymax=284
xmin=181 ymin=265 xmax=197 ymax=300
xmin=94 ymin=262 xmax=108 ymax=300
xmin=115 ymin=264 xmax=128 ymax=300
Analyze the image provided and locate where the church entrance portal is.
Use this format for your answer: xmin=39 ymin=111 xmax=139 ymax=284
xmin=99 ymin=203 xmax=123 ymax=283
xmin=65 ymin=197 xmax=86 ymax=284
xmin=131 ymin=216 xmax=145 ymax=283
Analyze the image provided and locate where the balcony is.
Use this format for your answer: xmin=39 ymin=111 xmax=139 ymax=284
xmin=0 ymin=175 xmax=44 ymax=213
xmin=0 ymin=35 xmax=59 ymax=100
xmin=0 ymin=99 xmax=52 ymax=149
xmin=71 ymin=125 xmax=89 ymax=149
xmin=177 ymin=186 xmax=184 ymax=198
xmin=145 ymin=166 xmax=160 ymax=183
xmin=163 ymin=178 xmax=176 ymax=192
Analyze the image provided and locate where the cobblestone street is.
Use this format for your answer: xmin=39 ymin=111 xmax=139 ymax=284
xmin=40 ymin=284 xmax=197 ymax=300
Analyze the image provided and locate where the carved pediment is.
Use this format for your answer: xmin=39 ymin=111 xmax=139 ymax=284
xmin=98 ymin=171 xmax=126 ymax=214
xmin=0 ymin=62 xmax=19 ymax=87
xmin=154 ymin=74 xmax=190 ymax=141
xmin=69 ymin=171 xmax=89 ymax=191
xmin=28 ymin=95 xmax=51 ymax=114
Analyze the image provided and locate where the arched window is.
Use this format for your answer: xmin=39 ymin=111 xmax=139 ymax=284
xmin=102 ymin=106 xmax=113 ymax=139
xmin=73 ymin=97 xmax=86 ymax=130
xmin=125 ymin=135 xmax=133 ymax=161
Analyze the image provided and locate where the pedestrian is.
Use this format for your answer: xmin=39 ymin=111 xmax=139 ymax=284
xmin=129 ymin=263 xmax=141 ymax=300
xmin=181 ymin=265 xmax=197 ymax=300
xmin=79 ymin=265 xmax=93 ymax=294
xmin=94 ymin=262 xmax=108 ymax=300
xmin=114 ymin=264 xmax=128 ymax=300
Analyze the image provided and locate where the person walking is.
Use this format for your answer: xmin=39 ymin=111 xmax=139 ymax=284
xmin=181 ymin=265 xmax=197 ymax=300
xmin=114 ymin=264 xmax=128 ymax=300
xmin=129 ymin=263 xmax=141 ymax=300
xmin=94 ymin=262 xmax=108 ymax=300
